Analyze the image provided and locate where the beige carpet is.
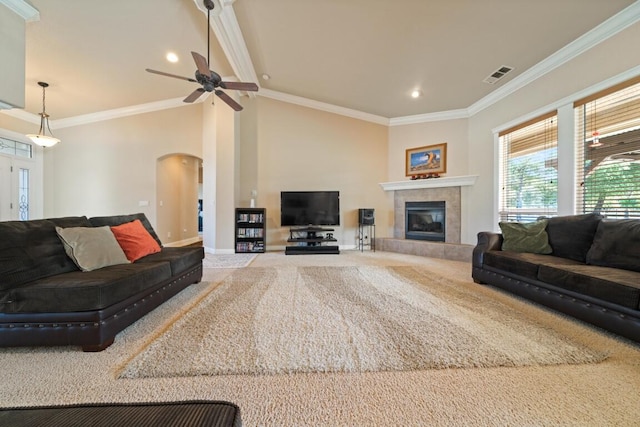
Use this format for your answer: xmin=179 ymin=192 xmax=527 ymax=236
xmin=120 ymin=265 xmax=606 ymax=379
xmin=202 ymin=253 xmax=257 ymax=269
xmin=1 ymin=251 xmax=640 ymax=426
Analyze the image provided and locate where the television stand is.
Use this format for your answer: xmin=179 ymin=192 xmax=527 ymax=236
xmin=285 ymin=226 xmax=340 ymax=255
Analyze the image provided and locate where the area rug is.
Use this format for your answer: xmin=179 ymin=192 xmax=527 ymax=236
xmin=118 ymin=266 xmax=608 ymax=379
xmin=202 ymin=253 xmax=256 ymax=269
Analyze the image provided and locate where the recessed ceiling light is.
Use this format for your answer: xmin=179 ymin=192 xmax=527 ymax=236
xmin=261 ymin=73 xmax=271 ymax=81
xmin=166 ymin=52 xmax=179 ymax=63
xmin=411 ymin=89 xmax=422 ymax=98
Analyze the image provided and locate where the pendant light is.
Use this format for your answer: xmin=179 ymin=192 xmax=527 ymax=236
xmin=26 ymin=81 xmax=60 ymax=148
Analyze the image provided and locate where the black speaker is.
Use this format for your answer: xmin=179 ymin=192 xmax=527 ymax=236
xmin=359 ymin=208 xmax=375 ymax=225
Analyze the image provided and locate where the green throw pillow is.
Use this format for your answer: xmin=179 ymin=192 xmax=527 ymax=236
xmin=499 ymin=219 xmax=552 ymax=254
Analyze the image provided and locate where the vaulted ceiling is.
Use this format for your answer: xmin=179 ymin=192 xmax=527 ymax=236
xmin=10 ymin=0 xmax=640 ymax=125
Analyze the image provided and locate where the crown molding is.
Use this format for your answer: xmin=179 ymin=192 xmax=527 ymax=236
xmin=7 ymin=1 xmax=638 ymax=129
xmin=492 ymin=64 xmax=640 ymax=135
xmin=0 ymin=107 xmax=39 ymax=124
xmin=389 ymin=109 xmax=469 ymax=126
xmin=468 ymin=1 xmax=640 ymax=117
xmin=0 ymin=0 xmax=39 ymax=21
xmin=54 ymin=97 xmax=206 ymax=129
xmin=258 ymin=88 xmax=390 ymax=125
xmin=0 ymin=97 xmax=204 ymax=130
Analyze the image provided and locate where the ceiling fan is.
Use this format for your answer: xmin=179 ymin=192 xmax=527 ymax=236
xmin=145 ymin=0 xmax=258 ymax=111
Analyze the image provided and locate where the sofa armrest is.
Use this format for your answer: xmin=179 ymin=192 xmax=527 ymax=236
xmin=472 ymin=231 xmax=503 ymax=269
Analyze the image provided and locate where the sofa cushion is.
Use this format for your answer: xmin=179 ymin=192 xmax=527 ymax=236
xmin=538 ymin=264 xmax=640 ymax=309
xmin=483 ymin=251 xmax=581 ymax=280
xmin=136 ymin=246 xmax=204 ymax=276
xmin=56 ymin=226 xmax=130 ymax=272
xmin=499 ymin=219 xmax=552 ymax=254
xmin=0 ymin=216 xmax=91 ymax=291
xmin=0 ymin=262 xmax=172 ymax=313
xmin=110 ymin=220 xmax=162 ymax=262
xmin=586 ymin=219 xmax=640 ymax=273
xmin=89 ymin=213 xmax=162 ymax=246
xmin=545 ymin=213 xmax=602 ymax=262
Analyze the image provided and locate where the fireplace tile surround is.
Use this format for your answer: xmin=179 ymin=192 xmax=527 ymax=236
xmin=396 ymin=188 xmax=460 ymax=243
xmin=377 ymin=176 xmax=478 ymax=262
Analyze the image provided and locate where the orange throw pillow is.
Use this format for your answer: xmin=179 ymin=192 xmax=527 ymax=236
xmin=110 ymin=219 xmax=161 ymax=262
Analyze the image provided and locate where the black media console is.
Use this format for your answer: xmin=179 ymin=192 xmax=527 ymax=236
xmin=285 ymin=226 xmax=340 ymax=255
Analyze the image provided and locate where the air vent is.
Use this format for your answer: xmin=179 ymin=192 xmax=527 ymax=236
xmin=483 ymin=65 xmax=515 ymax=84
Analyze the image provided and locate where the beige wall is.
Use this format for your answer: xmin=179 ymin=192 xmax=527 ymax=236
xmin=387 ymin=119 xmax=471 ymax=241
xmin=43 ymin=105 xmax=202 ymax=231
xmin=2 ymin=20 xmax=638 ymax=252
xmin=465 ymin=20 xmax=640 ymax=244
xmin=386 ymin=21 xmax=640 ymax=245
xmin=156 ymin=154 xmax=200 ymax=245
xmin=249 ymin=97 xmax=389 ymax=249
xmin=388 ymin=118 xmax=469 ymax=181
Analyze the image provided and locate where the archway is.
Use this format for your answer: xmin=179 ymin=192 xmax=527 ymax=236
xmin=156 ymin=154 xmax=202 ymax=246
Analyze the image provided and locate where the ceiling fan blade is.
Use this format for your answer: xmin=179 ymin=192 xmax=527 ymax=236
xmin=191 ymin=51 xmax=211 ymax=78
xmin=215 ymin=90 xmax=243 ymax=111
xmin=146 ymin=69 xmax=197 ymax=83
xmin=220 ymin=81 xmax=259 ymax=91
xmin=184 ymin=88 xmax=206 ymax=103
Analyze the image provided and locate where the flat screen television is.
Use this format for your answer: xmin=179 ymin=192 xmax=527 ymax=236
xmin=280 ymin=191 xmax=340 ymax=226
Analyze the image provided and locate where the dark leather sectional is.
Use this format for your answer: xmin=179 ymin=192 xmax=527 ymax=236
xmin=0 ymin=213 xmax=203 ymax=351
xmin=473 ymin=214 xmax=640 ymax=343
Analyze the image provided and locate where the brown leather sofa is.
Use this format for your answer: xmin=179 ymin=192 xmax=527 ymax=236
xmin=472 ymin=214 xmax=640 ymax=343
xmin=0 ymin=213 xmax=203 ymax=351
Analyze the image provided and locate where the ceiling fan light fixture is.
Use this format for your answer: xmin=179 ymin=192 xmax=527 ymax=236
xmin=26 ymin=82 xmax=60 ymax=148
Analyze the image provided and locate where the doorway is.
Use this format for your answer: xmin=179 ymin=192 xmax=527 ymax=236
xmin=156 ymin=154 xmax=202 ymax=246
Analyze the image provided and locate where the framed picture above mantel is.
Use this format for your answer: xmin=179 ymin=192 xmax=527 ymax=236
xmin=406 ymin=143 xmax=447 ymax=177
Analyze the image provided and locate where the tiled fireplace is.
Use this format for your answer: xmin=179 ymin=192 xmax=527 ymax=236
xmin=378 ymin=176 xmax=477 ymax=261
xmin=394 ymin=187 xmax=461 ymax=243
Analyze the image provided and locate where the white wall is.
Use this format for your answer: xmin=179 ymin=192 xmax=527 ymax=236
xmin=0 ymin=3 xmax=26 ymax=109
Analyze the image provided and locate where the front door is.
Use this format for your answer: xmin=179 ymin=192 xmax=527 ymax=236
xmin=0 ymin=156 xmax=37 ymax=221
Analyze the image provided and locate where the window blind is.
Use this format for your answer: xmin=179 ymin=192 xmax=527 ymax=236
xmin=574 ymin=76 xmax=640 ymax=219
xmin=499 ymin=111 xmax=558 ymax=222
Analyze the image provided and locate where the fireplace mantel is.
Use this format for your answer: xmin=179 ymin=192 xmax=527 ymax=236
xmin=379 ymin=175 xmax=478 ymax=191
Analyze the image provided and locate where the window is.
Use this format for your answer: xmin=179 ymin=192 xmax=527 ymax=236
xmin=499 ymin=111 xmax=558 ymax=222
xmin=18 ymin=168 xmax=30 ymax=221
xmin=0 ymin=137 xmax=32 ymax=158
xmin=574 ymin=76 xmax=640 ymax=219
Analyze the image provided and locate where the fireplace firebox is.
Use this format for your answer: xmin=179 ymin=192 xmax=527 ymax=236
xmin=405 ymin=201 xmax=445 ymax=242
